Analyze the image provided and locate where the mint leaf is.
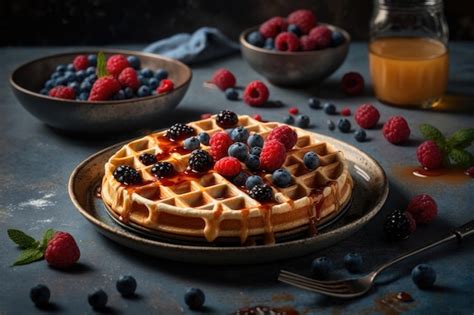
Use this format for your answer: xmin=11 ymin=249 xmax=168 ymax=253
xmin=13 ymin=248 xmax=44 ymax=266
xmin=39 ymin=229 xmax=55 ymax=250
xmin=7 ymin=229 xmax=37 ymax=249
xmin=419 ymin=124 xmax=446 ymax=148
xmin=447 ymin=128 xmax=474 ymax=149
xmin=96 ymin=52 xmax=108 ymax=78
xmin=448 ymin=148 xmax=473 ymax=167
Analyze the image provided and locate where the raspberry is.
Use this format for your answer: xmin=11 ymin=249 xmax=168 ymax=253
xmin=266 ymin=125 xmax=297 ymax=151
xmin=157 ymin=79 xmax=174 ymax=94
xmin=216 ymin=110 xmax=238 ymax=128
xmin=300 ymin=35 xmax=317 ymax=51
xmin=260 ymin=140 xmax=287 ymax=172
xmin=209 ymin=132 xmax=233 ymax=161
xmin=253 ymin=114 xmax=263 ymax=121
xmin=48 ymin=86 xmax=75 ymax=100
xmin=118 ymin=67 xmax=139 ymax=90
xmin=406 ymin=194 xmax=438 ymax=225
xmin=466 ymin=166 xmax=474 ymax=177
xmin=341 ymin=72 xmax=365 ymax=96
xmin=73 ymin=55 xmax=89 ymax=71
xmin=212 ymin=69 xmax=236 ymax=91
xmin=106 ymin=54 xmax=129 ymax=77
xmin=383 ymin=116 xmax=411 ymax=144
xmin=165 ymin=123 xmax=195 ymax=141
xmin=287 ymin=9 xmax=316 ymax=34
xmin=416 ymin=141 xmax=444 ymax=170
xmin=45 ymin=231 xmax=80 ymax=268
xmin=200 ymin=113 xmax=212 ymax=119
xmin=259 ymin=17 xmax=288 ymax=39
xmin=288 ymin=107 xmax=299 ymax=115
xmin=383 ymin=209 xmax=415 ymax=241
xmin=215 ymin=157 xmax=242 ymax=177
xmin=188 ymin=149 xmax=214 ymax=173
xmin=275 ymin=32 xmax=300 ymax=52
xmin=88 ymin=76 xmax=121 ymax=101
xmin=309 ymin=26 xmax=332 ymax=49
xmin=340 ymin=107 xmax=351 ymax=116
xmin=355 ymin=104 xmax=380 ymax=129
xmin=243 ymin=81 xmax=269 ymax=106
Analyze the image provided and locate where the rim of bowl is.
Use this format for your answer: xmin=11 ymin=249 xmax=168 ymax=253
xmin=9 ymin=48 xmax=192 ymax=106
xmin=239 ymin=23 xmax=351 ymax=55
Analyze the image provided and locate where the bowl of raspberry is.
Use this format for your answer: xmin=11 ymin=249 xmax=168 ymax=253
xmin=240 ymin=9 xmax=350 ymax=86
xmin=10 ymin=50 xmax=192 ymax=133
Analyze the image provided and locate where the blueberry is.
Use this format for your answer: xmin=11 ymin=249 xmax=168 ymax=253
xmin=40 ymin=88 xmax=49 ymax=95
xmin=228 ymin=142 xmax=248 ymax=162
xmin=303 ymin=152 xmax=320 ymax=170
xmin=88 ymin=289 xmax=108 ymax=309
xmin=231 ymin=126 xmax=250 ymax=143
xmin=331 ymin=31 xmax=345 ymax=47
xmin=250 ymin=146 xmax=262 ymax=156
xmin=245 ymin=175 xmax=263 ymax=190
xmin=184 ymin=288 xmax=205 ymax=310
xmin=64 ymin=71 xmax=76 ymax=83
xmin=338 ymin=118 xmax=351 ymax=133
xmin=344 ymin=253 xmax=363 ymax=273
xmin=51 ymin=72 xmax=61 ymax=80
xmin=78 ymin=92 xmax=89 ymax=100
xmin=288 ymin=24 xmax=301 ymax=36
xmin=233 ymin=172 xmax=248 ymax=187
xmin=264 ymin=38 xmax=275 ymax=50
xmin=412 ymin=264 xmax=436 ymax=289
xmin=112 ymin=89 xmax=126 ymax=100
xmin=148 ymin=78 xmax=159 ymax=89
xmin=30 ymin=284 xmax=50 ymax=307
xmin=308 ymin=97 xmax=321 ymax=109
xmin=296 ymin=115 xmax=310 ymax=128
xmin=354 ymin=129 xmax=367 ymax=142
xmin=247 ymin=133 xmax=264 ymax=148
xmin=68 ymin=81 xmax=80 ymax=93
xmin=86 ymin=66 xmax=96 ymax=76
xmin=245 ymin=154 xmax=260 ymax=171
xmin=155 ymin=68 xmax=168 ymax=81
xmin=183 ymin=136 xmax=201 ymax=150
xmin=323 ymin=103 xmax=337 ymax=115
xmin=225 ymin=88 xmax=239 ymax=100
xmin=136 ymin=74 xmax=145 ymax=85
xmin=141 ymin=68 xmax=153 ymax=78
xmin=247 ymin=31 xmax=265 ymax=47
xmin=56 ymin=64 xmax=67 ymax=72
xmin=87 ymin=74 xmax=97 ymax=83
xmin=88 ymin=54 xmax=97 ymax=66
xmin=67 ymin=63 xmax=75 ymax=71
xmin=45 ymin=80 xmax=54 ymax=89
xmin=272 ymin=168 xmax=292 ymax=188
xmin=116 ymin=275 xmax=137 ymax=297
xmin=311 ymin=257 xmax=334 ymax=279
xmin=283 ymin=115 xmax=295 ymax=125
xmin=138 ymin=85 xmax=151 ymax=97
xmin=76 ymin=70 xmax=86 ymax=81
xmin=80 ymin=81 xmax=92 ymax=92
xmin=55 ymin=77 xmax=66 ymax=86
xmin=198 ymin=132 xmax=210 ymax=145
xmin=124 ymin=87 xmax=134 ymax=99
xmin=127 ymin=56 xmax=141 ymax=69
xmin=327 ymin=120 xmax=335 ymax=131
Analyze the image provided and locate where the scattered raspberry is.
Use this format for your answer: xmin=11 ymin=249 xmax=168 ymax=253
xmin=243 ymin=81 xmax=269 ymax=106
xmin=157 ymin=79 xmax=174 ymax=94
xmin=406 ymin=194 xmax=438 ymax=225
xmin=73 ymin=55 xmax=88 ymax=71
xmin=45 ymin=231 xmax=80 ymax=268
xmin=260 ymin=140 xmax=287 ymax=172
xmin=88 ymin=76 xmax=121 ymax=101
xmin=48 ymin=86 xmax=75 ymax=100
xmin=355 ymin=104 xmax=380 ymax=129
xmin=266 ymin=125 xmax=297 ymax=151
xmin=309 ymin=26 xmax=332 ymax=49
xmin=288 ymin=107 xmax=299 ymax=115
xmin=215 ymin=157 xmax=242 ymax=177
xmin=253 ymin=114 xmax=263 ymax=121
xmin=383 ymin=116 xmax=410 ymax=144
xmin=341 ymin=72 xmax=365 ymax=96
xmin=209 ymin=132 xmax=233 ymax=161
xmin=340 ymin=107 xmax=351 ymax=116
xmin=275 ymin=32 xmax=300 ymax=52
xmin=259 ymin=17 xmax=288 ymax=39
xmin=416 ymin=141 xmax=444 ymax=170
xmin=118 ymin=67 xmax=139 ymax=90
xmin=106 ymin=54 xmax=129 ymax=77
xmin=287 ymin=9 xmax=316 ymax=34
xmin=212 ymin=69 xmax=236 ymax=91
xmin=299 ymin=35 xmax=317 ymax=51
xmin=201 ymin=113 xmax=212 ymax=119
xmin=466 ymin=166 xmax=474 ymax=177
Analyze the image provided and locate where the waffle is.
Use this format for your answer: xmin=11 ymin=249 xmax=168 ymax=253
xmin=101 ymin=115 xmax=353 ymax=244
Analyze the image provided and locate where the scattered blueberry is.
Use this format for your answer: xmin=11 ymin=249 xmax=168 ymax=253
xmin=124 ymin=87 xmax=134 ymax=99
xmin=264 ymin=38 xmax=275 ymax=50
xmin=138 ymin=85 xmax=151 ymax=97
xmin=88 ymin=54 xmax=97 ymax=67
xmin=80 ymin=81 xmax=92 ymax=92
xmin=198 ymin=132 xmax=210 ymax=145
xmin=112 ymin=89 xmax=126 ymax=100
xmin=66 ymin=63 xmax=75 ymax=71
xmin=327 ymin=120 xmax=335 ymax=131
xmin=86 ymin=66 xmax=96 ymax=76
xmin=311 ymin=257 xmax=334 ymax=279
xmin=323 ymin=103 xmax=337 ymax=115
xmin=296 ymin=115 xmax=310 ymax=128
xmin=303 ymin=152 xmax=320 ymax=170
xmin=30 ymin=284 xmax=50 ymax=307
xmin=56 ymin=64 xmax=67 ymax=72
xmin=247 ymin=133 xmax=264 ymax=148
xmin=183 ymin=136 xmax=201 ymax=150
xmin=51 ymin=72 xmax=61 ymax=80
xmin=272 ymin=168 xmax=292 ymax=188
xmin=127 ymin=55 xmax=140 ymax=69
xmin=76 ymin=70 xmax=86 ymax=81
xmin=245 ymin=154 xmax=260 ymax=171
xmin=338 ymin=118 xmax=351 ymax=133
xmin=228 ymin=142 xmax=248 ymax=162
xmin=116 ymin=275 xmax=137 ymax=297
xmin=78 ymin=92 xmax=89 ymax=100
xmin=88 ymin=289 xmax=108 ymax=310
xmin=308 ymin=97 xmax=321 ymax=109
xmin=231 ymin=126 xmax=250 ymax=143
xmin=148 ymin=78 xmax=159 ymax=89
xmin=247 ymin=31 xmax=265 ymax=47
xmin=68 ymin=81 xmax=80 ymax=93
xmin=64 ymin=71 xmax=76 ymax=83
xmin=155 ymin=69 xmax=168 ymax=81
xmin=354 ymin=129 xmax=367 ymax=142
xmin=232 ymin=172 xmax=248 ymax=187
xmin=344 ymin=253 xmax=363 ymax=273
xmin=140 ymin=68 xmax=153 ymax=78
xmin=137 ymin=74 xmax=146 ymax=85
xmin=225 ymin=88 xmax=239 ymax=100
xmin=246 ymin=175 xmax=263 ymax=190
xmin=250 ymin=146 xmax=262 ymax=156
xmin=288 ymin=24 xmax=301 ymax=36
xmin=412 ymin=264 xmax=436 ymax=289
xmin=283 ymin=115 xmax=295 ymax=125
xmin=184 ymin=288 xmax=205 ymax=310
xmin=331 ymin=31 xmax=345 ymax=47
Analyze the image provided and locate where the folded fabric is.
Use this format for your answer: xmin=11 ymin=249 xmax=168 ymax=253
xmin=143 ymin=27 xmax=240 ymax=64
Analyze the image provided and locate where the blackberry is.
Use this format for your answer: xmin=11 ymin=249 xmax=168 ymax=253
xmin=216 ymin=110 xmax=238 ymax=129
xmin=184 ymin=288 xmax=205 ymax=310
xmin=113 ymin=165 xmax=141 ymax=185
xmin=249 ymin=184 xmax=273 ymax=202
xmin=188 ymin=149 xmax=213 ymax=173
xmin=139 ymin=153 xmax=157 ymax=166
xmin=383 ymin=210 xmax=413 ymax=241
xmin=165 ymin=123 xmax=195 ymax=141
xmin=151 ymin=162 xmax=174 ymax=178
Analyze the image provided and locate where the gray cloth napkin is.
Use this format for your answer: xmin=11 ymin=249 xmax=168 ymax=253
xmin=143 ymin=27 xmax=240 ymax=64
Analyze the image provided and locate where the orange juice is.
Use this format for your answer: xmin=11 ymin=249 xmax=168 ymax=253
xmin=369 ymin=37 xmax=448 ymax=107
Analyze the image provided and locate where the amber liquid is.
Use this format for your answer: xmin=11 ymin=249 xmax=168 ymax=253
xmin=369 ymin=37 xmax=449 ymax=107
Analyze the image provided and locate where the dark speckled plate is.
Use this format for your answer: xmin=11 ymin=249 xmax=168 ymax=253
xmin=68 ymin=133 xmax=388 ymax=264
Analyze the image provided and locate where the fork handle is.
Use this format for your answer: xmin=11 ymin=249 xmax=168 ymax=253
xmin=373 ymin=220 xmax=474 ymax=277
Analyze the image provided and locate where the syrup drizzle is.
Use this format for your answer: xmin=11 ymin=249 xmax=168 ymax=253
xmin=233 ymin=305 xmax=299 ymax=315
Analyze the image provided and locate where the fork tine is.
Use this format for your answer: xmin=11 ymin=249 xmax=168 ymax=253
xmin=280 ymin=270 xmax=348 ymax=287
xmin=278 ymin=274 xmax=351 ymax=293
xmin=278 ymin=276 xmax=351 ymax=296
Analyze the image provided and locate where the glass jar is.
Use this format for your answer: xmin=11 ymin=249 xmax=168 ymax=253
xmin=369 ymin=0 xmax=449 ymax=108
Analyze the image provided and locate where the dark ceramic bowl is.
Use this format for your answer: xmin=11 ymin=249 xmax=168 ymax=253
xmin=10 ymin=49 xmax=192 ymax=133
xmin=240 ymin=24 xmax=350 ymax=86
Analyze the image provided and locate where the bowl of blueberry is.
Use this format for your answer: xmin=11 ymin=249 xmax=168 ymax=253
xmin=10 ymin=50 xmax=192 ymax=133
xmin=240 ymin=9 xmax=350 ymax=86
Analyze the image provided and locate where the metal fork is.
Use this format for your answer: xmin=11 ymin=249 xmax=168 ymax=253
xmin=278 ymin=220 xmax=473 ymax=298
